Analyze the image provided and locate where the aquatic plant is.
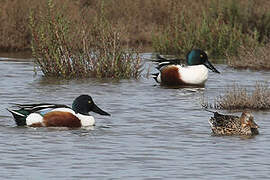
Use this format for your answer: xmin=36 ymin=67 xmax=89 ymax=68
xmin=202 ymin=83 xmax=270 ymax=110
xmin=29 ymin=0 xmax=142 ymax=79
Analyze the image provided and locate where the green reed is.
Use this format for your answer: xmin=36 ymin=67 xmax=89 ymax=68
xmin=152 ymin=0 xmax=265 ymax=59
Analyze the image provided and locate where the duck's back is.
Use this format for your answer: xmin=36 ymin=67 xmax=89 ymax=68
xmin=209 ymin=112 xmax=241 ymax=135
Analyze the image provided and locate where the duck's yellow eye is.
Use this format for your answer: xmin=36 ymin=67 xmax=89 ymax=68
xmin=200 ymin=54 xmax=203 ymax=58
xmin=88 ymin=100 xmax=92 ymax=104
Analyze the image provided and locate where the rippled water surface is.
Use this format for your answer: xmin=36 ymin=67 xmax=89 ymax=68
xmin=0 ymin=54 xmax=270 ymax=179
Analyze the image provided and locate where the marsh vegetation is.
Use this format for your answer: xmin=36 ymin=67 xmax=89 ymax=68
xmin=1 ymin=0 xmax=270 ymax=76
xmin=1 ymin=1 xmax=270 ymax=53
xmin=227 ymin=44 xmax=270 ymax=70
xmin=29 ymin=0 xmax=141 ymax=78
xmin=202 ymin=83 xmax=270 ymax=110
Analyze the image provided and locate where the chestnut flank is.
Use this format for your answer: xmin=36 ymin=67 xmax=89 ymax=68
xmin=43 ymin=111 xmax=81 ymax=127
xmin=161 ymin=66 xmax=185 ymax=86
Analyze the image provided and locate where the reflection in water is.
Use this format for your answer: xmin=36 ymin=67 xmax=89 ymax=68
xmin=0 ymin=55 xmax=269 ymax=179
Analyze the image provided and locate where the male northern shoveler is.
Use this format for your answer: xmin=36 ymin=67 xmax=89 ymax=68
xmin=208 ymin=111 xmax=259 ymax=136
xmin=152 ymin=49 xmax=220 ymax=86
xmin=7 ymin=95 xmax=110 ymax=128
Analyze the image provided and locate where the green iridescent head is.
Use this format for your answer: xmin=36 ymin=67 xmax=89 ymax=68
xmin=72 ymin=95 xmax=110 ymax=116
xmin=186 ymin=49 xmax=220 ymax=73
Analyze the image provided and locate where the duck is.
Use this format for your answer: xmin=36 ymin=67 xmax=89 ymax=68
xmin=208 ymin=111 xmax=259 ymax=136
xmin=152 ymin=49 xmax=220 ymax=86
xmin=7 ymin=94 xmax=110 ymax=128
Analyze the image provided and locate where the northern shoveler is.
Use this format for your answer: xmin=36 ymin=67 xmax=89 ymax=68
xmin=152 ymin=49 xmax=220 ymax=86
xmin=208 ymin=111 xmax=259 ymax=136
xmin=7 ymin=95 xmax=110 ymax=128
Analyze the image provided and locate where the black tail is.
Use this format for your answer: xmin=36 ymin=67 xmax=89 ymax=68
xmin=203 ymin=108 xmax=223 ymax=118
xmin=7 ymin=108 xmax=27 ymax=126
xmin=152 ymin=73 xmax=159 ymax=83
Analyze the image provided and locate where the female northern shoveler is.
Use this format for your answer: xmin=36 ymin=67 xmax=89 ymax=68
xmin=7 ymin=95 xmax=110 ymax=128
xmin=208 ymin=111 xmax=259 ymax=136
xmin=152 ymin=49 xmax=220 ymax=86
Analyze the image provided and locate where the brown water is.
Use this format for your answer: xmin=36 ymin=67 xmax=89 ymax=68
xmin=0 ymin=54 xmax=270 ymax=179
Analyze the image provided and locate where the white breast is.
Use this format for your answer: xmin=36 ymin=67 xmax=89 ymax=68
xmin=76 ymin=113 xmax=95 ymax=126
xmin=179 ymin=65 xmax=208 ymax=85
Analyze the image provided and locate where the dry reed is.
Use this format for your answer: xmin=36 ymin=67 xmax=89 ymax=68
xmin=202 ymin=83 xmax=270 ymax=110
xmin=227 ymin=44 xmax=270 ymax=70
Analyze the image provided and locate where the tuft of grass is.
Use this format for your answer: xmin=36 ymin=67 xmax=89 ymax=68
xmin=227 ymin=44 xmax=270 ymax=70
xmin=29 ymin=0 xmax=142 ymax=79
xmin=202 ymin=83 xmax=270 ymax=110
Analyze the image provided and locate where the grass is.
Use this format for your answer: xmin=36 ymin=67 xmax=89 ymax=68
xmin=202 ymin=83 xmax=270 ymax=110
xmin=152 ymin=0 xmax=264 ymax=58
xmin=29 ymin=0 xmax=142 ymax=79
xmin=227 ymin=44 xmax=270 ymax=70
xmin=0 ymin=0 xmax=33 ymax=51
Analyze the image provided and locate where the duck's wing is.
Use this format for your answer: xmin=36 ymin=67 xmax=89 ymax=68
xmin=208 ymin=111 xmax=238 ymax=127
xmin=10 ymin=103 xmax=70 ymax=113
xmin=211 ymin=112 xmax=238 ymax=126
xmin=154 ymin=54 xmax=185 ymax=70
xmin=7 ymin=103 xmax=70 ymax=126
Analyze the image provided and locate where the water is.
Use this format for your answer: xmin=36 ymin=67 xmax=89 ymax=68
xmin=0 ymin=54 xmax=270 ymax=179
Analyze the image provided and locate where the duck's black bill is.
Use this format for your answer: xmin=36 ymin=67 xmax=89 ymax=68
xmin=92 ymin=104 xmax=111 ymax=116
xmin=204 ymin=60 xmax=220 ymax=73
